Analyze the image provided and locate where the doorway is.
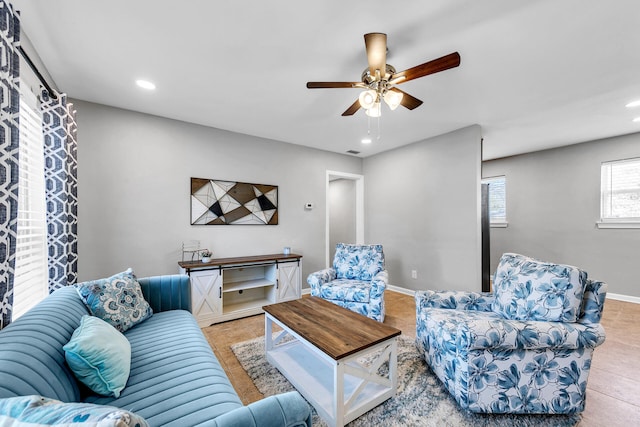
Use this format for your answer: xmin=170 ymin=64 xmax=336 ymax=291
xmin=326 ymin=171 xmax=364 ymax=267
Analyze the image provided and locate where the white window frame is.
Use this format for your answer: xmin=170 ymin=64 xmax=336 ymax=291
xmin=597 ymin=157 xmax=640 ymax=229
xmin=482 ymin=175 xmax=508 ymax=228
xmin=12 ymin=85 xmax=48 ymax=320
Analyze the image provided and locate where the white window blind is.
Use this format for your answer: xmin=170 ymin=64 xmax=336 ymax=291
xmin=482 ymin=176 xmax=507 ymax=224
xmin=600 ymin=158 xmax=640 ymax=224
xmin=12 ymin=90 xmax=48 ymax=320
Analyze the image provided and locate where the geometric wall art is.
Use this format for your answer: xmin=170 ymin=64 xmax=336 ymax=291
xmin=191 ymin=178 xmax=278 ymax=225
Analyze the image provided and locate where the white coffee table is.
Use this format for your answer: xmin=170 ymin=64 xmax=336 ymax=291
xmin=263 ymin=297 xmax=401 ymax=427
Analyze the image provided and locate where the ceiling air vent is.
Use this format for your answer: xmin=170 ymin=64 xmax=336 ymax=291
xmin=346 ymin=150 xmax=360 ymax=155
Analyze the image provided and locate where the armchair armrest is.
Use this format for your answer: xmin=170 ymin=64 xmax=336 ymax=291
xmin=138 ymin=274 xmax=191 ymax=313
xmin=458 ymin=313 xmax=607 ymax=351
xmin=306 ymin=268 xmax=336 ymax=295
xmin=211 ymin=391 xmax=311 ymax=427
xmin=415 ymin=290 xmax=494 ymax=312
xmin=370 ymin=269 xmax=388 ymax=297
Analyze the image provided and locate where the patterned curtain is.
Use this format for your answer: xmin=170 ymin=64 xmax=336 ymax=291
xmin=0 ymin=0 xmax=20 ymax=329
xmin=41 ymin=92 xmax=78 ymax=292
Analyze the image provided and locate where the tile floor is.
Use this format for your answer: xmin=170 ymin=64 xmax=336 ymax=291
xmin=201 ymin=291 xmax=640 ymax=426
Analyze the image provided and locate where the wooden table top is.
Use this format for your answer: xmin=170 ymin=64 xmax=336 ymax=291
xmin=263 ymin=297 xmax=401 ymax=360
xmin=178 ymin=253 xmax=302 ymax=269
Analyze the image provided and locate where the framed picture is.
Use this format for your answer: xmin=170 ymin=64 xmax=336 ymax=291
xmin=190 ymin=178 xmax=278 ymax=225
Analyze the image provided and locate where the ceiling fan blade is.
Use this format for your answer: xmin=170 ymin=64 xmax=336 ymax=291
xmin=389 ymin=88 xmax=423 ymax=110
xmin=390 ymin=52 xmax=460 ymax=84
xmin=364 ymin=33 xmax=387 ymax=78
xmin=342 ymin=99 xmax=361 ymax=116
xmin=307 ymin=82 xmax=363 ymax=89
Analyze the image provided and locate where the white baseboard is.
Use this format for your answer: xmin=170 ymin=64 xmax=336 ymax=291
xmin=302 ymin=287 xmax=311 ymax=295
xmin=387 ymin=284 xmax=416 ymax=296
xmin=607 ymin=292 xmax=640 ymax=304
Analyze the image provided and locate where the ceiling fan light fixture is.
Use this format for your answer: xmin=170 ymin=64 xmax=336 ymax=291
xmin=359 ymin=90 xmax=377 ymax=110
xmin=358 ymin=89 xmax=378 ymax=110
xmin=365 ymin=102 xmax=381 ymax=117
xmin=383 ymin=90 xmax=403 ymax=110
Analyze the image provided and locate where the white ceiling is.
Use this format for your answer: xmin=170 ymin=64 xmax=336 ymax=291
xmin=11 ymin=0 xmax=640 ymax=160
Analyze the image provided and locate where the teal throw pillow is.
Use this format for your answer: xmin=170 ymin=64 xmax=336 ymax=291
xmin=63 ymin=315 xmax=131 ymax=398
xmin=75 ymin=268 xmax=153 ymax=332
xmin=0 ymin=395 xmax=148 ymax=426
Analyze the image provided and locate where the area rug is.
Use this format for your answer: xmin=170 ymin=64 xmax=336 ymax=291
xmin=231 ymin=335 xmax=581 ymax=427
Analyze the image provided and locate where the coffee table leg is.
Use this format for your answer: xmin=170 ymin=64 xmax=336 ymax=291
xmin=335 ymin=361 xmax=344 ymax=426
xmin=265 ymin=314 xmax=273 ymax=352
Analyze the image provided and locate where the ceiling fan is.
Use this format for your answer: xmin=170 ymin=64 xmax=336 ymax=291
xmin=307 ymin=33 xmax=460 ymax=117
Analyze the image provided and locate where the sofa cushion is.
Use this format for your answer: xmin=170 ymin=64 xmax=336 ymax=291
xmin=84 ymin=310 xmax=243 ymax=426
xmin=0 ymin=395 xmax=148 ymax=427
xmin=0 ymin=286 xmax=86 ymax=401
xmin=333 ymin=243 xmax=384 ymax=280
xmin=63 ymin=315 xmax=131 ymax=398
xmin=492 ymin=253 xmax=587 ymax=322
xmin=75 ymin=269 xmax=153 ymax=333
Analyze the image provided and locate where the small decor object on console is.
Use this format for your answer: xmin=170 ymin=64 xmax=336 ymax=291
xmin=191 ymin=178 xmax=278 ymax=225
xmin=201 ymin=250 xmax=212 ymax=263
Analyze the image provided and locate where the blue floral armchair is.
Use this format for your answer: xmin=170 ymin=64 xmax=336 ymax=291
xmin=307 ymin=243 xmax=387 ymax=322
xmin=415 ymin=253 xmax=607 ymax=414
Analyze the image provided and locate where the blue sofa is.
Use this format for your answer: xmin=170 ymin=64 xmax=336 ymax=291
xmin=0 ymin=275 xmax=311 ymax=426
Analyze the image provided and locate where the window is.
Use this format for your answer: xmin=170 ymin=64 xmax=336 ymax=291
xmin=482 ymin=176 xmax=507 ymax=226
xmin=12 ymin=88 xmax=48 ymax=320
xmin=599 ymin=158 xmax=640 ymax=228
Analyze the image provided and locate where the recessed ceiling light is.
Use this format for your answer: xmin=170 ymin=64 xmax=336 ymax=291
xmin=626 ymin=99 xmax=640 ymax=108
xmin=136 ymin=79 xmax=156 ymax=90
xmin=361 ymin=138 xmax=372 ymax=144
xmin=633 ymin=117 xmax=640 ymax=123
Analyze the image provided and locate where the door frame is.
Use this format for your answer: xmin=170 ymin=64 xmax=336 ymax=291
xmin=326 ymin=170 xmax=364 ymax=267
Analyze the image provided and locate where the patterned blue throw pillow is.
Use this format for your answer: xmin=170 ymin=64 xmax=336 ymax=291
xmin=492 ymin=253 xmax=587 ymax=322
xmin=75 ymin=269 xmax=153 ymax=333
xmin=0 ymin=395 xmax=148 ymax=426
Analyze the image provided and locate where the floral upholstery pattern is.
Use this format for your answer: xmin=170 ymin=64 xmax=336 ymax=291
xmin=307 ymin=244 xmax=387 ymax=321
xmin=493 ymin=253 xmax=587 ymax=322
xmin=333 ymin=243 xmax=385 ymax=280
xmin=415 ymin=257 xmax=607 ymax=415
xmin=0 ymin=395 xmax=148 ymax=426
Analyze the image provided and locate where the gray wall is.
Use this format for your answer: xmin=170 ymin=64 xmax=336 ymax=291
xmin=483 ymin=132 xmax=640 ymax=298
xmin=74 ymin=100 xmax=362 ymax=283
xmin=329 ymin=179 xmax=357 ymax=262
xmin=364 ymin=125 xmax=483 ymax=292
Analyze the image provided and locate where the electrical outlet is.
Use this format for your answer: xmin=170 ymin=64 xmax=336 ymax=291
xmin=411 ymin=270 xmax=417 ymax=279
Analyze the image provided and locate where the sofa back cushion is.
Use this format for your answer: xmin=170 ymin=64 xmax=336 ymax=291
xmin=333 ymin=243 xmax=385 ymax=280
xmin=0 ymin=286 xmax=86 ymax=401
xmin=492 ymin=253 xmax=587 ymax=322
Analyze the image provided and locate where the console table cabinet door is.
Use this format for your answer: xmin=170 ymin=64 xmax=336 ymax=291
xmin=277 ymin=262 xmax=302 ymax=302
xmin=190 ymin=269 xmax=222 ymax=327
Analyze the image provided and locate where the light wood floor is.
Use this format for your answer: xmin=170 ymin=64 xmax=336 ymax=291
xmin=201 ymin=291 xmax=640 ymax=426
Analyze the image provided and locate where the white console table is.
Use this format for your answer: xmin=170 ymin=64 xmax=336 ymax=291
xmin=178 ymin=253 xmax=302 ymax=327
